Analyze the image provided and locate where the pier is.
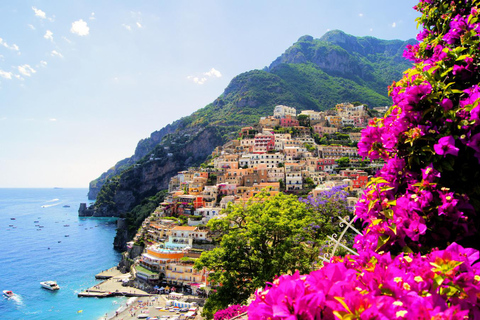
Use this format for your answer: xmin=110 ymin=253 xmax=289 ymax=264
xmin=78 ymin=267 xmax=151 ymax=298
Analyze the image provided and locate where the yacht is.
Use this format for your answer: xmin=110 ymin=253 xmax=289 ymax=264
xmin=3 ymin=290 xmax=14 ymax=298
xmin=40 ymin=281 xmax=60 ymax=291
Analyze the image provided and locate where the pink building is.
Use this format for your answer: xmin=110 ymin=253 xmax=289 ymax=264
xmin=280 ymin=116 xmax=299 ymax=127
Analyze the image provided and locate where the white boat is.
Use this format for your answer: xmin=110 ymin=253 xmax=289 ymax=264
xmin=40 ymin=281 xmax=60 ymax=291
xmin=3 ymin=290 xmax=14 ymax=298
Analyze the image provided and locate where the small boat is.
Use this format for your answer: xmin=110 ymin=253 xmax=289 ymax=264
xmin=63 ymin=225 xmax=70 ymax=227
xmin=10 ymin=218 xmax=15 ymax=220
xmin=63 ymin=205 xmax=70 ymax=208
xmin=64 ymin=235 xmax=69 ymax=237
xmin=40 ymin=281 xmax=60 ymax=291
xmin=34 ymin=221 xmax=39 ymax=223
xmin=3 ymin=290 xmax=14 ymax=298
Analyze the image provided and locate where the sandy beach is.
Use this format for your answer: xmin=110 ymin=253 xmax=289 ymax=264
xmin=106 ymin=294 xmax=201 ymax=320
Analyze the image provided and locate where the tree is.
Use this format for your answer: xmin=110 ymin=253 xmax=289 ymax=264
xmin=196 ymin=190 xmax=352 ymax=318
xmin=335 ymin=156 xmax=350 ymax=168
xmin=297 ymin=114 xmax=310 ymax=127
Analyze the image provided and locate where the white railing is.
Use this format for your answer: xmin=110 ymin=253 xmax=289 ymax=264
xmin=320 ymin=215 xmax=362 ymax=263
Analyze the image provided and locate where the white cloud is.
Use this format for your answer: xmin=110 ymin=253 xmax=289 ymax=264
xmin=89 ymin=12 xmax=95 ymax=20
xmin=370 ymin=28 xmax=374 ymax=32
xmin=32 ymin=6 xmax=46 ymax=19
xmin=187 ymin=68 xmax=222 ymax=85
xmin=0 ymin=70 xmax=13 ymax=79
xmin=122 ymin=24 xmax=132 ymax=31
xmin=49 ymin=118 xmax=57 ymax=122
xmin=359 ymin=13 xmax=364 ymax=17
xmin=204 ymin=68 xmax=222 ymax=78
xmin=44 ymin=30 xmax=53 ymax=42
xmin=51 ymin=50 xmax=63 ymax=58
xmin=392 ymin=22 xmax=396 ymax=28
xmin=71 ymin=19 xmax=90 ymax=36
xmin=39 ymin=60 xmax=47 ymax=67
xmin=136 ymin=22 xmax=142 ymax=28
xmin=28 ymin=24 xmax=36 ymax=30
xmin=187 ymin=76 xmax=207 ymax=85
xmin=18 ymin=65 xmax=36 ymax=77
xmin=0 ymin=37 xmax=20 ymax=51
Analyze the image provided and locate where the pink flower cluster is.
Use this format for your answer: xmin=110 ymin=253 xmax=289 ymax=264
xmin=249 ymin=243 xmax=480 ymax=319
xmin=214 ymin=304 xmax=248 ymax=320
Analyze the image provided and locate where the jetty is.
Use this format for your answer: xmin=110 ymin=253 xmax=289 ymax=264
xmin=78 ymin=267 xmax=151 ymax=298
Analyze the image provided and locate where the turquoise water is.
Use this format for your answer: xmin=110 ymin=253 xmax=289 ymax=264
xmin=0 ymin=188 xmax=126 ymax=320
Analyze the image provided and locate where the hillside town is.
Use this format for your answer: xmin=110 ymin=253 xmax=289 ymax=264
xmin=122 ymin=103 xmax=386 ymax=297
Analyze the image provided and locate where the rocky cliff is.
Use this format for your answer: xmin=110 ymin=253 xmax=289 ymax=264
xmin=80 ymin=125 xmax=231 ymax=218
xmin=87 ymin=121 xmax=181 ymax=200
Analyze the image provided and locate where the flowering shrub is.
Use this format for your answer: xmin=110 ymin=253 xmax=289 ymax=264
xmin=355 ymin=0 xmax=480 ymax=254
xmin=248 ymin=243 xmax=480 ymax=319
xmin=248 ymin=0 xmax=480 ymax=318
xmin=214 ymin=304 xmax=248 ymax=320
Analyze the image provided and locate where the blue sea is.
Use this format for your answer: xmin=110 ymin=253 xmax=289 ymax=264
xmin=0 ymin=188 xmax=126 ymax=320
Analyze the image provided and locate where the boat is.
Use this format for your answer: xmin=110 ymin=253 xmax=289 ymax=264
xmin=40 ymin=281 xmax=60 ymax=291
xmin=63 ymin=205 xmax=70 ymax=208
xmin=10 ymin=218 xmax=15 ymax=220
xmin=3 ymin=290 xmax=14 ymax=298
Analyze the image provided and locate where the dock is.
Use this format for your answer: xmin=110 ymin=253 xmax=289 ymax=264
xmin=78 ymin=267 xmax=151 ymax=298
xmin=95 ymin=267 xmax=120 ymax=280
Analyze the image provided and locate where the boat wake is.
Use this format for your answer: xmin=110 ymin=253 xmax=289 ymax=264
xmin=41 ymin=203 xmax=60 ymax=208
xmin=46 ymin=198 xmax=60 ymax=203
xmin=9 ymin=294 xmax=24 ymax=307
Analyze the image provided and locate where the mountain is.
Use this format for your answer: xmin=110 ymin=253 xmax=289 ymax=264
xmin=81 ymin=30 xmax=415 ymax=248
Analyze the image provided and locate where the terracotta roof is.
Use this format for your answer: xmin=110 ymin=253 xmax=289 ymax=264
xmin=172 ymin=226 xmax=198 ymax=231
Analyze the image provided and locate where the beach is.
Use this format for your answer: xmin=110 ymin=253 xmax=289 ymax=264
xmin=106 ymin=294 xmax=201 ymax=320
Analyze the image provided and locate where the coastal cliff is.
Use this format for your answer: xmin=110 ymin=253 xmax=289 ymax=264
xmin=80 ymin=126 xmax=231 ymax=219
xmin=87 ymin=122 xmax=180 ymax=200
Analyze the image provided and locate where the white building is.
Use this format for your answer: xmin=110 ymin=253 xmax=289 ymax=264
xmin=286 ymin=172 xmax=303 ymax=191
xmin=299 ymin=110 xmax=323 ymax=121
xmin=250 ymin=153 xmax=285 ymax=169
xmin=274 ymin=105 xmax=296 ymax=119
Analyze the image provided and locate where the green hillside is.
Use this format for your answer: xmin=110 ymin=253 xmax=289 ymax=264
xmin=86 ymin=30 xmax=415 ymax=247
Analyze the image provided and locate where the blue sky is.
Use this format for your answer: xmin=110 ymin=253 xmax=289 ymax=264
xmin=0 ymin=0 xmax=419 ymax=188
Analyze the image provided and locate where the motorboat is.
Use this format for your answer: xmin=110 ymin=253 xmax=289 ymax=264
xmin=3 ymin=290 xmax=14 ymax=298
xmin=40 ymin=281 xmax=60 ymax=291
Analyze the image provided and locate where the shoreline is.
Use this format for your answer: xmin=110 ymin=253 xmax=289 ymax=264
xmin=85 ymin=267 xmax=202 ymax=319
xmin=103 ymin=294 xmax=201 ymax=320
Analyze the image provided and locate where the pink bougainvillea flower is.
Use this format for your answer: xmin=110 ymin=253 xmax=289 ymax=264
xmin=440 ymin=98 xmax=453 ymax=111
xmin=434 ymin=136 xmax=459 ymax=157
